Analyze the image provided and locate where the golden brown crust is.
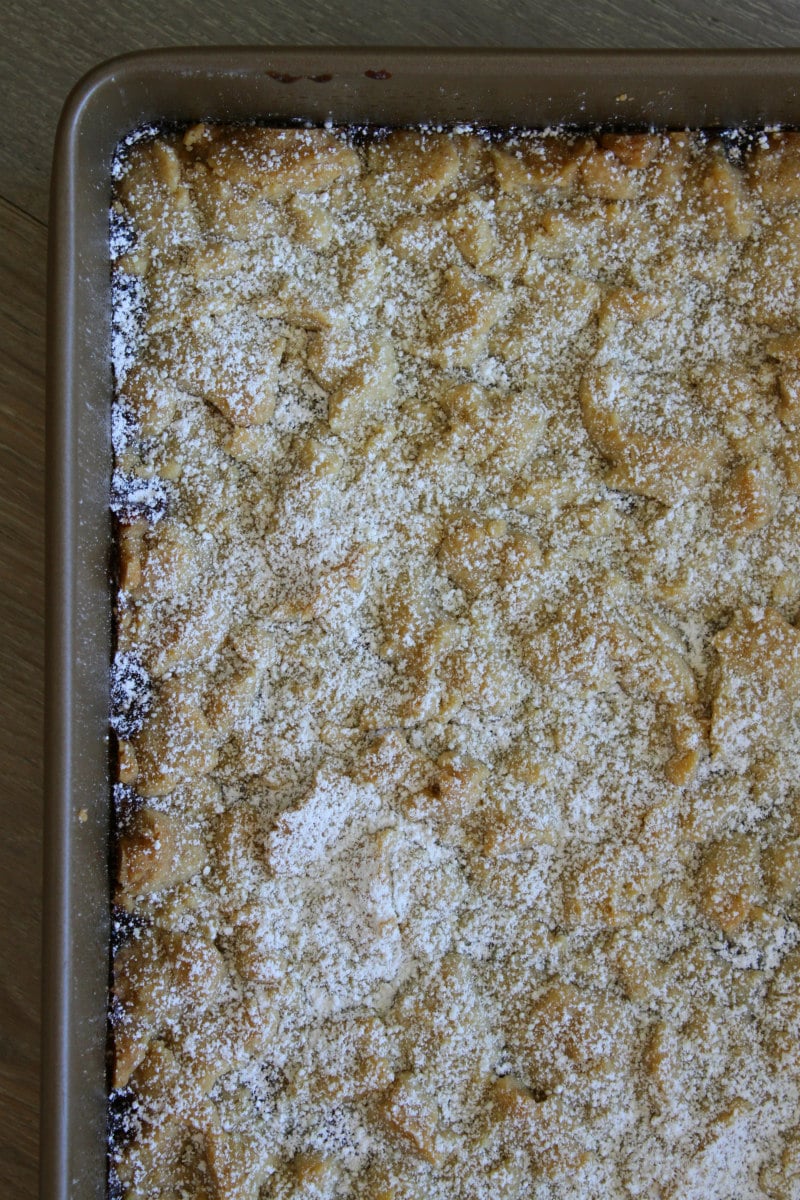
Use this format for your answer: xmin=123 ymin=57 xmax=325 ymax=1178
xmin=110 ymin=125 xmax=800 ymax=1200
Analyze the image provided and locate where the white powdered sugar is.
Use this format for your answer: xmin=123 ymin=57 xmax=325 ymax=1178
xmin=108 ymin=124 xmax=800 ymax=1200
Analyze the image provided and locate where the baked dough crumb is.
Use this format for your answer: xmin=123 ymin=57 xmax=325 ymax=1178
xmin=109 ymin=124 xmax=800 ymax=1200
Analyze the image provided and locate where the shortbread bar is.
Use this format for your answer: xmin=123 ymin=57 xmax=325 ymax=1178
xmin=109 ymin=124 xmax=800 ymax=1200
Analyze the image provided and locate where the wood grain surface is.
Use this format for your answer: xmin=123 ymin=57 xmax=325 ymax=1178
xmin=0 ymin=196 xmax=46 ymax=1199
xmin=2 ymin=3 xmax=799 ymax=1197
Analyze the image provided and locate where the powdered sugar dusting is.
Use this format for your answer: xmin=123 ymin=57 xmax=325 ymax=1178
xmin=109 ymin=123 xmax=800 ymax=1200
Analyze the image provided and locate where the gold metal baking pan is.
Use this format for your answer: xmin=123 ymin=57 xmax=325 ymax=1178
xmin=44 ymin=46 xmax=800 ymax=1200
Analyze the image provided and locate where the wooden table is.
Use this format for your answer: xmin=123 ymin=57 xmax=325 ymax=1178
xmin=2 ymin=2 xmax=799 ymax=1195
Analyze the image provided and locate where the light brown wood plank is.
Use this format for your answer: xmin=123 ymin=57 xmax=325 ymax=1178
xmin=0 ymin=196 xmax=46 ymax=1200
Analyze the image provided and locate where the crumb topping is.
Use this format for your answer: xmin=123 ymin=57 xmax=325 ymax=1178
xmin=110 ymin=124 xmax=800 ymax=1200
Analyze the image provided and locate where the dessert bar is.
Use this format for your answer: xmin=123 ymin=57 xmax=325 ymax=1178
xmin=109 ymin=124 xmax=800 ymax=1199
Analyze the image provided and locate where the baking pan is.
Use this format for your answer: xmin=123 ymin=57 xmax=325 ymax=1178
xmin=44 ymin=46 xmax=800 ymax=1200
